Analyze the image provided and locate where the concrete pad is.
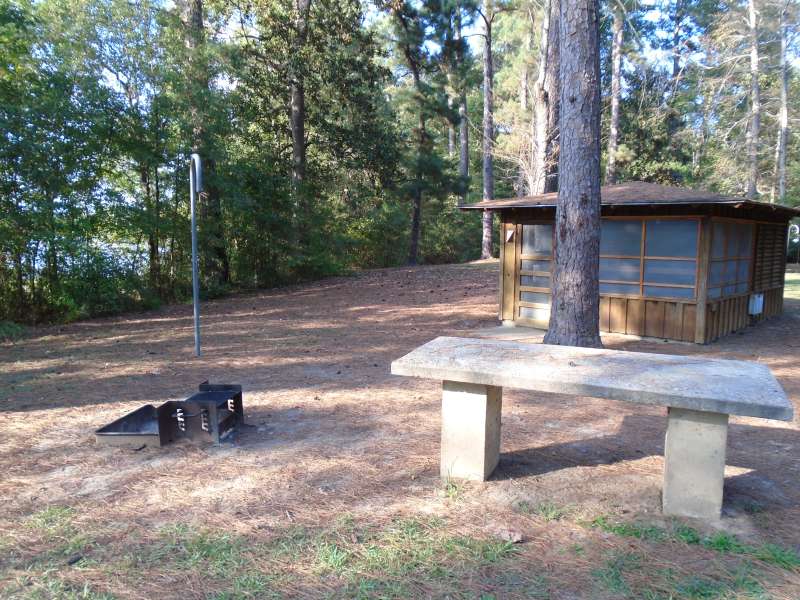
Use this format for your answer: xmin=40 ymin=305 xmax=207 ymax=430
xmin=663 ymin=408 xmax=729 ymax=520
xmin=440 ymin=381 xmax=502 ymax=481
xmin=391 ymin=337 xmax=793 ymax=421
xmin=467 ymin=325 xmax=545 ymax=342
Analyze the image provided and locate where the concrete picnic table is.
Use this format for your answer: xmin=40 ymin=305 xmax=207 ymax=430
xmin=391 ymin=336 xmax=793 ymax=521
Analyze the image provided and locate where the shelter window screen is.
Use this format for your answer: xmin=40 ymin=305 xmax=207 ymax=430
xmin=599 ymin=219 xmax=699 ymax=300
xmin=518 ymin=224 xmax=553 ymax=314
xmin=707 ymin=221 xmax=754 ymax=300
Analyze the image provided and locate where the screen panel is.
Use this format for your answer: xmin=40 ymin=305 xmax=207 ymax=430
xmin=519 ymin=306 xmax=550 ymax=321
xmin=520 ymin=275 xmax=550 ymax=288
xmin=521 ymin=224 xmax=553 ymax=256
xmin=645 ymin=220 xmax=698 ymax=258
xmin=644 ymin=286 xmax=695 ymax=299
xmin=600 ymin=258 xmax=640 ymax=282
xmin=600 ymin=220 xmax=642 ymax=256
xmin=520 ymin=259 xmax=551 ymax=273
xmin=643 ymin=259 xmax=696 ymax=286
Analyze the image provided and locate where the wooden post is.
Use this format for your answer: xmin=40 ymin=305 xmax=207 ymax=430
xmin=694 ymin=217 xmax=712 ymax=343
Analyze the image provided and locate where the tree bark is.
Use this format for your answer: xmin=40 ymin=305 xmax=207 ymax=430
xmin=290 ymin=0 xmax=311 ymax=198
xmin=544 ymin=0 xmax=602 ymax=348
xmin=530 ymin=0 xmax=560 ymax=194
xmin=605 ymin=4 xmax=623 ymax=184
xmin=185 ymin=0 xmax=230 ymax=285
xmin=393 ymin=8 xmax=428 ymax=266
xmin=448 ymin=96 xmax=456 ymax=158
xmin=745 ymin=0 xmax=760 ymax=199
xmin=408 ymin=107 xmax=425 ymax=266
xmin=771 ymin=0 xmax=789 ymax=204
xmin=516 ymin=12 xmax=533 ymax=197
xmin=456 ymin=6 xmax=469 ymax=205
xmin=140 ymin=166 xmax=160 ymax=292
xmin=481 ymin=1 xmax=494 ymax=259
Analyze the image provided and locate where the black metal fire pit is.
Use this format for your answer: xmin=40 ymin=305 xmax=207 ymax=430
xmin=95 ymin=382 xmax=244 ymax=448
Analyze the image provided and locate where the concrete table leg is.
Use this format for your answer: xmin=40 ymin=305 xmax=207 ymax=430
xmin=440 ymin=381 xmax=502 ymax=481
xmin=662 ymin=407 xmax=729 ymax=520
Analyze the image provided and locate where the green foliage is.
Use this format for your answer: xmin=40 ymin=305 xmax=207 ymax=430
xmin=0 ymin=320 xmax=26 ymax=341
xmin=2 ymin=0 xmax=797 ymax=324
xmin=589 ymin=516 xmax=800 ymax=572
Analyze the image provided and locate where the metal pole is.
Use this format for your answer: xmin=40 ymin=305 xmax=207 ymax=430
xmin=190 ymin=154 xmax=202 ymax=357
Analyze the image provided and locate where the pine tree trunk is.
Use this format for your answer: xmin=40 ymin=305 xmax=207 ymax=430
xmin=448 ymin=96 xmax=456 ymax=158
xmin=605 ymin=5 xmax=623 ymax=184
xmin=746 ymin=0 xmax=760 ymax=199
xmin=481 ymin=2 xmax=494 ymax=259
xmin=530 ymin=0 xmax=559 ymax=195
xmin=186 ymin=0 xmax=229 ymax=285
xmin=456 ymin=6 xmax=469 ymax=205
xmin=290 ymin=0 xmax=311 ymax=199
xmin=517 ymin=15 xmax=533 ymax=197
xmin=544 ymin=0 xmax=602 ymax=348
xmin=771 ymin=1 xmax=789 ymax=204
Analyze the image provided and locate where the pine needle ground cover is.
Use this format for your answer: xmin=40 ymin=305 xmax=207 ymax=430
xmin=2 ymin=262 xmax=800 ymax=599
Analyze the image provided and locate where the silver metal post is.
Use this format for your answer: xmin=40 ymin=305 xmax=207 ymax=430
xmin=190 ymin=154 xmax=202 ymax=357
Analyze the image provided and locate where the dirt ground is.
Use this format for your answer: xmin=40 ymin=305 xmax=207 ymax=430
xmin=2 ymin=260 xmax=800 ymax=599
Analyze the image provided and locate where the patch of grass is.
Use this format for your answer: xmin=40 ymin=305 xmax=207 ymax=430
xmin=316 ymin=541 xmax=350 ymax=573
xmin=590 ymin=516 xmax=667 ymax=542
xmin=3 ymin=571 xmax=115 ymax=599
xmin=207 ymin=572 xmax=280 ymax=600
xmin=27 ymin=506 xmax=76 ymax=534
xmin=517 ymin=500 xmax=569 ymax=522
xmin=441 ymin=477 xmax=462 ymax=501
xmin=25 ymin=506 xmax=92 ymax=559
xmin=0 ymin=321 xmax=26 ymax=342
xmin=590 ymin=517 xmax=800 ymax=572
xmin=155 ymin=524 xmax=248 ymax=576
xmin=674 ymin=524 xmax=702 ymax=545
xmin=752 ymin=543 xmax=800 ymax=570
xmin=264 ymin=525 xmax=310 ymax=561
xmin=345 ymin=577 xmax=411 ymax=599
xmin=315 ymin=516 xmax=518 ymax=587
xmin=592 ymin=551 xmax=641 ymax=595
xmin=702 ymin=532 xmax=750 ymax=554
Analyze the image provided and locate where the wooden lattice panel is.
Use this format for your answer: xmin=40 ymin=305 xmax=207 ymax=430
xmin=753 ymin=223 xmax=787 ymax=291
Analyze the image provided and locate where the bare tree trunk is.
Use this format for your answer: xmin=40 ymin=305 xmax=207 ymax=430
xmin=141 ymin=166 xmax=160 ymax=292
xmin=771 ymin=0 xmax=789 ymax=204
xmin=481 ymin=1 xmax=494 ymax=259
xmin=544 ymin=0 xmax=602 ymax=348
xmin=517 ymin=13 xmax=533 ymax=197
xmin=746 ymin=0 xmax=760 ymax=199
xmin=459 ymin=97 xmax=469 ymax=200
xmin=408 ymin=108 xmax=425 ymax=266
xmin=456 ymin=6 xmax=469 ymax=205
xmin=530 ymin=0 xmax=560 ymax=194
xmin=290 ymin=0 xmax=311 ymax=198
xmin=448 ymin=96 xmax=456 ymax=158
xmin=605 ymin=4 xmax=623 ymax=184
xmin=185 ymin=0 xmax=229 ymax=285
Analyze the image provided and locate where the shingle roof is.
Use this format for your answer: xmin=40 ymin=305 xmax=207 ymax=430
xmin=460 ymin=181 xmax=800 ymax=216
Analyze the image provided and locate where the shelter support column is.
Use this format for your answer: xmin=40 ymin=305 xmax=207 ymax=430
xmin=695 ymin=217 xmax=713 ymax=344
xmin=662 ymin=407 xmax=728 ymax=520
xmin=440 ymin=381 xmax=502 ymax=481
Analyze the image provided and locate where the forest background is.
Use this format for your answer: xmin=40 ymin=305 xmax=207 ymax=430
xmin=1 ymin=0 xmax=797 ymax=325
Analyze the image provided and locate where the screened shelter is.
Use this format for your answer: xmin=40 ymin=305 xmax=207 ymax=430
xmin=463 ymin=182 xmax=799 ymax=343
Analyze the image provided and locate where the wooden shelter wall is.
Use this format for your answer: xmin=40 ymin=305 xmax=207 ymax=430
xmin=499 ymin=208 xmax=790 ymax=344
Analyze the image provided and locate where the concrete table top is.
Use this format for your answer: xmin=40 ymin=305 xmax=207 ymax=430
xmin=391 ymin=336 xmax=793 ymax=421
